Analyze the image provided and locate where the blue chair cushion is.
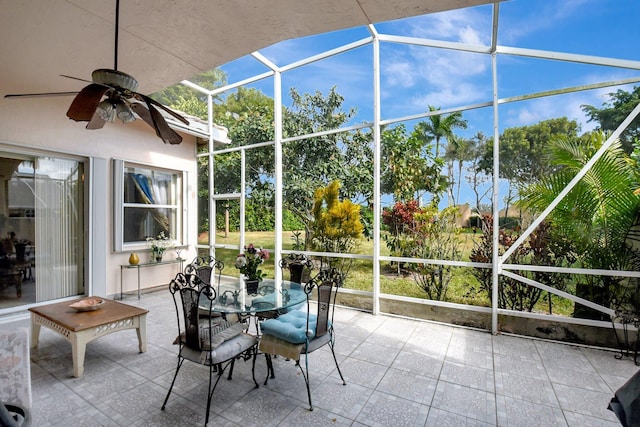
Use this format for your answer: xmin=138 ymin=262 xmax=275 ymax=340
xmin=260 ymin=310 xmax=318 ymax=344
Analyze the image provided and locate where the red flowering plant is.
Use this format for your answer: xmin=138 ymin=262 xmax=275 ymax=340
xmin=235 ymin=243 xmax=270 ymax=281
xmin=382 ymin=199 xmax=421 ymax=267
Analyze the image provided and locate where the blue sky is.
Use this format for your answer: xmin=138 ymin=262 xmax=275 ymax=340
xmin=213 ymin=0 xmax=640 ymax=209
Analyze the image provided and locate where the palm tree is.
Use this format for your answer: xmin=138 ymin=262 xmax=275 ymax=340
xmin=415 ymin=106 xmax=467 ymax=206
xmin=466 ymin=132 xmax=491 ymax=213
xmin=521 ymin=131 xmax=640 ymax=318
xmin=415 ymin=106 xmax=467 ymax=159
xmin=444 ymin=134 xmax=472 ymax=206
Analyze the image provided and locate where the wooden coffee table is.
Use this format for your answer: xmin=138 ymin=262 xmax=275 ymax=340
xmin=29 ymin=298 xmax=148 ymax=377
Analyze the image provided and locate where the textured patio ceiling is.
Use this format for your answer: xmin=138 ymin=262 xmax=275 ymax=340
xmin=1 ymin=0 xmax=497 ymax=98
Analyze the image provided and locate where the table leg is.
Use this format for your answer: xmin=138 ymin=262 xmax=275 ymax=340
xmin=136 ymin=314 xmax=147 ymax=353
xmin=70 ymin=331 xmax=88 ymax=377
xmin=30 ymin=314 xmax=41 ymax=348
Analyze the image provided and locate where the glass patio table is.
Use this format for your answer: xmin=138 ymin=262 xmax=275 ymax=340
xmin=202 ymin=279 xmax=307 ymax=315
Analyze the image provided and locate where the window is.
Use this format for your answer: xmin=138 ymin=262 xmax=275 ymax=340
xmin=114 ymin=159 xmax=185 ymax=251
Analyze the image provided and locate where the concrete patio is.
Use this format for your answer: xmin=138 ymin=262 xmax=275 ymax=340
xmin=7 ymin=287 xmax=636 ymax=426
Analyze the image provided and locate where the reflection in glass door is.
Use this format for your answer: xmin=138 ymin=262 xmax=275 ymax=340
xmin=0 ymin=154 xmax=85 ymax=310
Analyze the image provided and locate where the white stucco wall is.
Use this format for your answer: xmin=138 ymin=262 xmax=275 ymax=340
xmin=0 ymin=95 xmax=198 ymax=301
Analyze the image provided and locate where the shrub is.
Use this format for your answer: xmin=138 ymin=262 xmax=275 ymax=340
xmin=310 ymin=180 xmax=364 ymax=278
xmin=469 ymin=215 xmax=572 ymax=312
xmin=409 ymin=205 xmax=462 ymax=301
xmin=382 ymin=200 xmax=421 ymax=270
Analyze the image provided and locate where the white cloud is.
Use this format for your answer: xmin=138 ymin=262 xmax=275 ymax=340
xmin=412 ymin=82 xmax=486 ymax=109
xmin=503 ymin=70 xmax=640 ymax=132
xmin=384 ymin=60 xmax=416 ymax=88
xmin=380 ymin=46 xmax=490 ymax=115
xmin=459 ymin=25 xmax=484 ymax=45
xmin=503 ymin=94 xmax=595 ymax=131
xmin=405 ymin=8 xmax=490 ymax=45
xmin=378 ymin=7 xmax=492 ymax=110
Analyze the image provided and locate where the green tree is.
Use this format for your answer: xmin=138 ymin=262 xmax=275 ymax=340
xmin=282 ymin=87 xmax=373 ymax=247
xmin=481 ymin=117 xmax=581 ymax=220
xmin=444 ymin=134 xmax=472 ymax=206
xmin=520 ymin=131 xmax=640 ymax=318
xmin=381 ymin=124 xmax=444 ymax=203
xmin=415 ymin=106 xmax=468 ymax=158
xmin=481 ymin=117 xmax=580 ymax=187
xmin=582 ymin=86 xmax=640 ymax=153
xmin=155 ymin=77 xmax=373 ymax=240
xmin=212 ymin=89 xmax=277 ymax=233
xmin=414 ymin=106 xmax=467 ymax=205
xmin=151 ymin=69 xmax=227 ymax=117
xmin=464 ymin=132 xmax=491 ymax=213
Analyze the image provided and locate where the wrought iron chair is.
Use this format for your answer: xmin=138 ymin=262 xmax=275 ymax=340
xmin=259 ymin=268 xmax=346 ymax=411
xmin=162 ymin=273 xmax=258 ymax=426
xmin=256 ymin=253 xmax=313 ymax=322
xmin=0 ymin=401 xmax=30 ymax=426
xmin=242 ymin=253 xmax=312 ymax=332
xmin=611 ymin=278 xmax=640 ymax=365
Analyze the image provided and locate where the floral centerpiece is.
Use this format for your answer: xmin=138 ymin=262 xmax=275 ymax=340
xmin=146 ymin=231 xmax=173 ymax=262
xmin=235 ymin=243 xmax=269 ymax=283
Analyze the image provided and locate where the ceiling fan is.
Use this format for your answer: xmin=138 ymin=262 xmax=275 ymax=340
xmin=4 ymin=0 xmax=188 ymax=145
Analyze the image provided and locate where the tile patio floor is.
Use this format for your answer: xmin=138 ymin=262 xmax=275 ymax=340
xmin=5 ymin=287 xmax=637 ymax=426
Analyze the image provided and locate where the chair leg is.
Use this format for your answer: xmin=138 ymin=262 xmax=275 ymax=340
xmin=162 ymin=357 xmax=184 ymax=410
xmin=227 ymin=359 xmax=235 ymax=380
xmin=329 ymin=340 xmax=346 ymax=386
xmin=205 ymin=363 xmax=214 ymax=426
xmin=205 ymin=362 xmax=227 ymax=426
xmin=251 ymin=345 xmax=259 ymax=388
xmin=298 ymin=352 xmax=313 ymax=411
xmin=263 ymin=351 xmax=279 ymax=385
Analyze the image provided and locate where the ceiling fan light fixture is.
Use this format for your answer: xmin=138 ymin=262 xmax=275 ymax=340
xmin=116 ymin=102 xmax=136 ymax=123
xmin=96 ymin=100 xmax=116 ymax=122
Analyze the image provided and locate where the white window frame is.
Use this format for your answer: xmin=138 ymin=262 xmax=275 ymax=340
xmin=113 ymin=159 xmax=187 ymax=252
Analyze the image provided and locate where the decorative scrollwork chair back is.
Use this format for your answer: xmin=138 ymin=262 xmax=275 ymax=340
xmin=184 ymin=255 xmax=224 ymax=290
xmin=259 ymin=267 xmax=346 ymax=411
xmin=162 ymin=272 xmax=258 ymax=426
xmin=184 ymin=256 xmax=225 ymax=321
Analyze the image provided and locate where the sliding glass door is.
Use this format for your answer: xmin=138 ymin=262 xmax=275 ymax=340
xmin=0 ymin=153 xmax=85 ymax=310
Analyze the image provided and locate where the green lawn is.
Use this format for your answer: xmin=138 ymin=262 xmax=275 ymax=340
xmin=200 ymin=230 xmax=574 ymax=316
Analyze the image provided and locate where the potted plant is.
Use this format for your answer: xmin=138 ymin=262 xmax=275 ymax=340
xmin=280 ymin=252 xmax=313 ymax=284
xmin=235 ymin=243 xmax=269 ymax=294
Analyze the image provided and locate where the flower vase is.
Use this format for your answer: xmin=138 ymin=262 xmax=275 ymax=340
xmin=151 ymin=249 xmax=164 ymax=263
xmin=128 ymin=252 xmax=140 ymax=265
xmin=245 ymin=279 xmax=259 ymax=295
